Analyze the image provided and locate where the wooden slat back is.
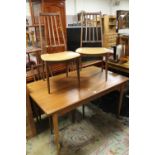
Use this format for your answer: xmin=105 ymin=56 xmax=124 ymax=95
xmin=39 ymin=12 xmax=67 ymax=53
xmin=80 ymin=12 xmax=103 ymax=47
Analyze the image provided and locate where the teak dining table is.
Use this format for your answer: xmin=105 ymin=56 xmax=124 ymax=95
xmin=27 ymin=66 xmax=128 ymax=154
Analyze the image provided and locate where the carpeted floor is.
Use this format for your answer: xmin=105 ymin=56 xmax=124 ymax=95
xmin=27 ymin=103 xmax=128 ymax=155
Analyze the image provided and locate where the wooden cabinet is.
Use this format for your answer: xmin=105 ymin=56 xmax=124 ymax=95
xmin=102 ymin=15 xmax=117 ymax=48
xmin=29 ymin=0 xmax=66 ymax=27
xmin=28 ymin=0 xmax=67 ymax=74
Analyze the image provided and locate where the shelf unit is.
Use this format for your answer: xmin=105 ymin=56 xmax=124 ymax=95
xmin=102 ymin=15 xmax=117 ymax=48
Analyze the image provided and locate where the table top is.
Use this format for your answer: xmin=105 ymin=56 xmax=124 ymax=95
xmin=76 ymin=47 xmax=113 ymax=55
xmin=41 ymin=51 xmax=80 ymax=62
xmin=27 ymin=66 xmax=128 ymax=116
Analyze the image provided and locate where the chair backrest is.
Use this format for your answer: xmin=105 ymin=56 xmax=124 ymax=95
xmin=80 ymin=11 xmax=103 ymax=47
xmin=39 ymin=12 xmax=67 ymax=53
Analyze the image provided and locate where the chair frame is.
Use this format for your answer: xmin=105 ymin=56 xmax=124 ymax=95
xmin=39 ymin=12 xmax=80 ymax=94
xmin=80 ymin=11 xmax=103 ymax=47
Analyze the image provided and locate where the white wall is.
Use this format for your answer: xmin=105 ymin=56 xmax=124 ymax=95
xmin=66 ymin=0 xmax=129 ymax=15
xmin=109 ymin=0 xmax=129 ymax=15
xmin=66 ymin=0 xmax=111 ymax=15
xmin=66 ymin=0 xmax=75 ymax=15
xmin=66 ymin=0 xmax=129 ymax=25
xmin=26 ymin=2 xmax=30 ymax=16
xmin=66 ymin=0 xmax=112 ymax=25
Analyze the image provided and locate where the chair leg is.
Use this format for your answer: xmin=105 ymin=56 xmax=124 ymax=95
xmin=48 ymin=64 xmax=53 ymax=77
xmin=70 ymin=60 xmax=75 ymax=71
xmin=36 ymin=65 xmax=40 ymax=80
xmin=45 ymin=62 xmax=50 ymax=94
xmin=79 ymin=57 xmax=82 ymax=70
xmin=38 ymin=65 xmax=43 ymax=80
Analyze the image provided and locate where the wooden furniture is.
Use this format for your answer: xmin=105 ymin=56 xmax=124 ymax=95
xmin=26 ymin=47 xmax=44 ymax=82
xmin=39 ymin=12 xmax=67 ymax=53
xmin=26 ymin=87 xmax=36 ymax=139
xmin=29 ymin=0 xmax=66 ymax=27
xmin=26 ymin=47 xmax=42 ymax=65
xmin=41 ymin=52 xmax=80 ymax=94
xmin=102 ymin=15 xmax=117 ymax=48
xmin=39 ymin=12 xmax=81 ymax=94
xmin=28 ymin=0 xmax=67 ymax=74
xmin=76 ymin=47 xmax=112 ymax=81
xmin=108 ymin=34 xmax=129 ymax=76
xmin=26 ymin=24 xmax=41 ymax=70
xmin=27 ymin=66 xmax=128 ymax=153
xmin=80 ymin=12 xmax=103 ymax=47
xmin=108 ymin=60 xmax=129 ymax=74
xmin=76 ymin=12 xmax=112 ymax=80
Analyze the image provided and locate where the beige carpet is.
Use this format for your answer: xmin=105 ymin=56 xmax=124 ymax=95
xmin=26 ymin=104 xmax=129 ymax=155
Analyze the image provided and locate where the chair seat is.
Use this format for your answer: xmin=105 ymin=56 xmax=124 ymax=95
xmin=76 ymin=47 xmax=113 ymax=56
xmin=41 ymin=51 xmax=80 ymax=62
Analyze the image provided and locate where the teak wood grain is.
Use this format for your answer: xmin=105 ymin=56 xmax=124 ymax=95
xmin=27 ymin=66 xmax=128 ymax=116
xmin=27 ymin=66 xmax=128 ymax=154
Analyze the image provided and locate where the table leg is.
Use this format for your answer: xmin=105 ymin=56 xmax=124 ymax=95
xmin=52 ymin=114 xmax=60 ymax=154
xmin=26 ymin=89 xmax=36 ymax=138
xmin=117 ymin=84 xmax=125 ymax=118
xmin=105 ymin=54 xmax=108 ymax=81
xmin=76 ymin=58 xmax=80 ymax=86
xmin=71 ymin=110 xmax=76 ymax=123
xmin=45 ymin=62 xmax=50 ymax=94
xmin=49 ymin=117 xmax=53 ymax=135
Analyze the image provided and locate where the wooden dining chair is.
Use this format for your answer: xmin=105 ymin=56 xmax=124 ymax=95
xmin=76 ymin=12 xmax=113 ymax=118
xmin=39 ymin=12 xmax=80 ymax=94
xmin=76 ymin=11 xmax=113 ymax=80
